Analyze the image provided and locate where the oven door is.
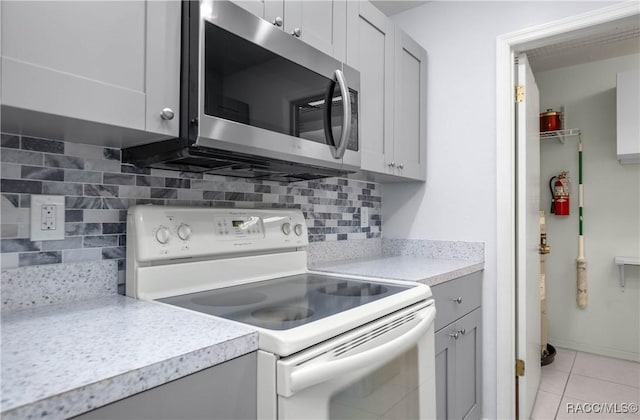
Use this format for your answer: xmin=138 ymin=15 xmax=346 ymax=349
xmin=276 ymin=301 xmax=436 ymax=420
xmin=195 ymin=0 xmax=360 ymax=172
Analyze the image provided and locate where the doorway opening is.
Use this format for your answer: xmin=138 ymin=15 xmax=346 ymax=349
xmin=495 ymin=2 xmax=640 ymax=418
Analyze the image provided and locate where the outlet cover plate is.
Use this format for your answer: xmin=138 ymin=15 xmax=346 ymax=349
xmin=30 ymin=195 xmax=65 ymax=241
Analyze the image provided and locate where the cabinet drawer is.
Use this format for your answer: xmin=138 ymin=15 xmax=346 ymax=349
xmin=432 ymin=271 xmax=482 ymax=331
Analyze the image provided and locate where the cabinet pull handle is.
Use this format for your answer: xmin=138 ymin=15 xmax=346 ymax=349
xmin=397 ymin=163 xmax=404 ymax=169
xmin=452 ymin=296 xmax=463 ymax=304
xmin=273 ymin=16 xmax=283 ymax=27
xmin=458 ymin=328 xmax=466 ymax=335
xmin=388 ymin=162 xmax=396 ymax=168
xmin=449 ymin=332 xmax=459 ymax=340
xmin=292 ymin=28 xmax=301 ymax=37
xmin=160 ymin=108 xmax=175 ymax=120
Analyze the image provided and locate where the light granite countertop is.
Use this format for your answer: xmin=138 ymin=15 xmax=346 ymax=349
xmin=0 ymin=295 xmax=258 ymax=420
xmin=310 ymin=255 xmax=484 ymax=287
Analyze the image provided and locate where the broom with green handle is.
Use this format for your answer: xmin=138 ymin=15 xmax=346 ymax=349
xmin=577 ymin=135 xmax=587 ymax=308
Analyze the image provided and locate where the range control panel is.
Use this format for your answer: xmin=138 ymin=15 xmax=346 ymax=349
xmin=129 ymin=206 xmax=308 ymax=262
xmin=213 ymin=216 xmax=264 ymax=238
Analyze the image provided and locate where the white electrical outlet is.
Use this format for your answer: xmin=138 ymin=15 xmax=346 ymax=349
xmin=30 ymin=195 xmax=65 ymax=241
xmin=361 ymin=207 xmax=369 ymax=228
xmin=42 ymin=205 xmax=57 ymax=230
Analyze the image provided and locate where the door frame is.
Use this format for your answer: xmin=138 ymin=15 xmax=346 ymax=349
xmin=495 ymin=2 xmax=639 ymax=418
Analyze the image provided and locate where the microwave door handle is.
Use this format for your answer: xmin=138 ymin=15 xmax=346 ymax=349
xmin=323 ymin=79 xmax=336 ymax=150
xmin=330 ymin=69 xmax=352 ymax=160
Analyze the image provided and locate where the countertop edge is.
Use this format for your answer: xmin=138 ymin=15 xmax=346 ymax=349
xmin=1 ymin=331 xmax=259 ymax=420
xmin=422 ymin=262 xmax=484 ymax=287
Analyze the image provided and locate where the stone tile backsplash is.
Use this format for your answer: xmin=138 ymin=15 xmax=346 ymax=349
xmin=1 ymin=133 xmax=382 ymax=292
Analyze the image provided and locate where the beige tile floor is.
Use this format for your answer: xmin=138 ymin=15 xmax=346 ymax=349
xmin=531 ymin=347 xmax=640 ymax=419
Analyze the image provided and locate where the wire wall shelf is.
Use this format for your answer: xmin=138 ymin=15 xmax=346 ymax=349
xmin=539 ymin=128 xmax=581 ymax=144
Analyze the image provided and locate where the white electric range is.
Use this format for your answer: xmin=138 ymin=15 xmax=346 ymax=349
xmin=126 ymin=206 xmax=436 ymax=420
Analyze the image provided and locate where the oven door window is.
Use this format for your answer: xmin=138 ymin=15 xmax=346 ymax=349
xmin=204 ymin=22 xmax=357 ymax=151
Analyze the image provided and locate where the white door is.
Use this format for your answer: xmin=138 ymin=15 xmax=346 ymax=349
xmin=516 ymin=53 xmax=541 ymax=419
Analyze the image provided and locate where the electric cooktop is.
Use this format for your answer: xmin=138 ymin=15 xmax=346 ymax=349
xmin=159 ymin=273 xmax=414 ymax=331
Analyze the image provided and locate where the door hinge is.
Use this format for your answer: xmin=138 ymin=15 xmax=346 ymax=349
xmin=516 ymin=359 xmax=525 ymax=376
xmin=515 ymin=85 xmax=524 ymax=103
xmin=516 ymin=85 xmax=524 ymax=102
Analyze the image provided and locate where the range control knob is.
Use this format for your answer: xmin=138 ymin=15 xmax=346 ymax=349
xmin=177 ymin=224 xmax=192 ymax=240
xmin=294 ymin=224 xmax=304 ymax=236
xmin=155 ymin=226 xmax=171 ymax=244
xmin=281 ymin=222 xmax=292 ymax=235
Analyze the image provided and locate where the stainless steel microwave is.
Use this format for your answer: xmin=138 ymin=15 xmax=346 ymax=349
xmin=124 ymin=0 xmax=360 ymax=181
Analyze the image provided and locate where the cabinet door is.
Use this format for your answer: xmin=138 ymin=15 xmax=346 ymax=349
xmin=230 ymin=0 xmax=266 ymax=18
xmin=1 ymin=1 xmax=147 ymax=131
xmin=346 ymin=1 xmax=394 ymax=175
xmin=435 ymin=327 xmax=456 ymax=420
xmin=393 ymin=28 xmax=427 ymax=181
xmin=283 ymin=0 xmax=346 ymax=61
xmin=454 ymin=308 xmax=482 ymax=420
xmin=616 ymin=70 xmax=640 ymax=163
xmin=145 ymin=1 xmax=181 ymax=137
xmin=264 ymin=0 xmax=285 ymax=28
xmin=74 ymin=353 xmax=257 ymax=420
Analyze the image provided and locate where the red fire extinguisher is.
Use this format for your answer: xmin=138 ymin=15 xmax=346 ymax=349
xmin=549 ymin=171 xmax=570 ymax=216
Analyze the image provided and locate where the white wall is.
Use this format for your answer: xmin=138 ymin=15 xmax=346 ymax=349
xmin=537 ymin=54 xmax=640 ymax=361
xmin=386 ymin=2 xmax=616 ymax=418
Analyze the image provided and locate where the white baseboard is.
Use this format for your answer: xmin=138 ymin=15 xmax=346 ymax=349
xmin=548 ymin=337 xmax=640 ymax=362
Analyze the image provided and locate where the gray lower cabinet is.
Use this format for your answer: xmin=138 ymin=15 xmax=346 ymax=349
xmin=72 ymin=353 xmax=257 ymax=420
xmin=432 ymin=272 xmax=482 ymax=420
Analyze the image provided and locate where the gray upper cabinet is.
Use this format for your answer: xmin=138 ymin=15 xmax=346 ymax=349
xmin=238 ymin=0 xmax=346 ymax=62
xmin=346 ymin=1 xmax=394 ymax=176
xmin=1 ymin=1 xmax=180 ymax=147
xmin=144 ymin=1 xmax=182 ymax=138
xmin=346 ymin=2 xmax=427 ymax=182
xmin=283 ymin=0 xmax=346 ymax=61
xmin=230 ymin=0 xmax=267 ymax=18
xmin=392 ymin=28 xmax=427 ymax=181
xmin=616 ymin=69 xmax=640 ymax=164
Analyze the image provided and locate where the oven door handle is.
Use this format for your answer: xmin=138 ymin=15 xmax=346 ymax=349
xmin=325 ymin=69 xmax=351 ymax=160
xmin=286 ymin=306 xmax=435 ymax=395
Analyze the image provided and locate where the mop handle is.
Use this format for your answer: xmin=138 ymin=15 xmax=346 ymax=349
xmin=577 ymin=135 xmax=587 ymax=308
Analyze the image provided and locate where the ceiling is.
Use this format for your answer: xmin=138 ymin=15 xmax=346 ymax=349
xmin=370 ymin=1 xmax=428 ymax=17
xmin=525 ymin=14 xmax=640 ymax=72
xmin=369 ymin=1 xmax=639 ymax=73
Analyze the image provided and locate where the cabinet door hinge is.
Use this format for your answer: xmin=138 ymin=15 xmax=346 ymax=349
xmin=515 ymin=85 xmax=525 ymax=103
xmin=516 ymin=358 xmax=525 ymax=376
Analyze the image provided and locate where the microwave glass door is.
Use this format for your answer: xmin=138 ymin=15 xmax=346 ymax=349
xmin=203 ymin=22 xmax=358 ymax=151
